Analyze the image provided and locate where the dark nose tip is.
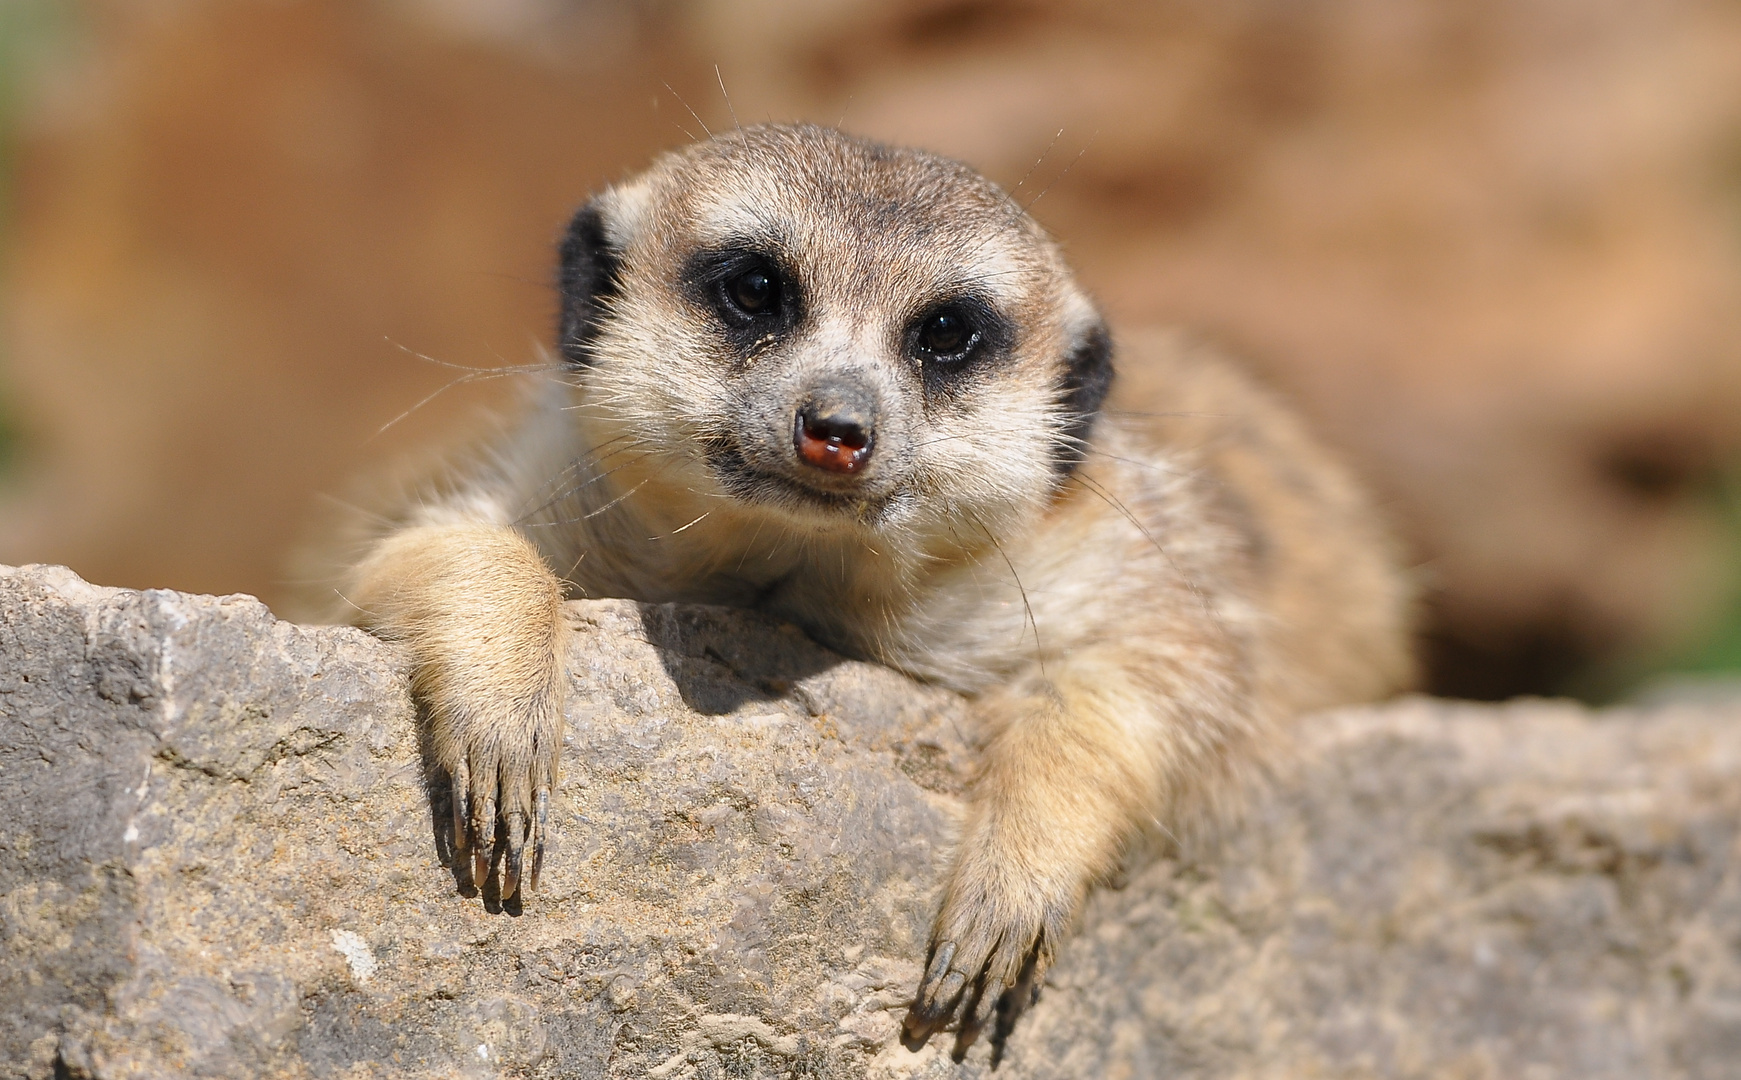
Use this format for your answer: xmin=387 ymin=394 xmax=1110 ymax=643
xmin=795 ymin=390 xmax=875 ymax=474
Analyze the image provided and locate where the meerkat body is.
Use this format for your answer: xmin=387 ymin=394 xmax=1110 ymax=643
xmin=339 ymin=125 xmax=1411 ymax=1057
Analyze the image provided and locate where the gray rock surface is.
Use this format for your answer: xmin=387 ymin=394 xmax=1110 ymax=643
xmin=3 ymin=562 xmax=1739 ymax=1079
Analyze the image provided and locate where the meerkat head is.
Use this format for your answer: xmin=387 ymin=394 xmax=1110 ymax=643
xmin=555 ymin=124 xmax=1111 ymax=544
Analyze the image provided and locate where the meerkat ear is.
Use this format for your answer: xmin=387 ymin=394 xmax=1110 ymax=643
xmin=556 ymin=198 xmax=625 ymax=368
xmin=1057 ymin=316 xmax=1114 ymax=472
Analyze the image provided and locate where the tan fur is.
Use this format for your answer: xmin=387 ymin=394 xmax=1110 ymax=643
xmin=345 ymin=520 xmax=567 ymax=894
xmin=330 ymin=125 xmax=1412 ymax=1058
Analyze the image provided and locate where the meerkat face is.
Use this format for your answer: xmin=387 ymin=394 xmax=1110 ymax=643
xmin=556 ymin=125 xmax=1111 ymax=541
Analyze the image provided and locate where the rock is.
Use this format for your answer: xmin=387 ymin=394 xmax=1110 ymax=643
xmin=2 ymin=562 xmax=1739 ymax=1079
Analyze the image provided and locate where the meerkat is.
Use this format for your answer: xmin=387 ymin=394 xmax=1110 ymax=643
xmin=335 ymin=124 xmax=1412 ymax=1059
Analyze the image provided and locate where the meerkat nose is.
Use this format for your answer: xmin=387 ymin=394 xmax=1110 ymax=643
xmin=795 ymin=388 xmax=875 ymax=474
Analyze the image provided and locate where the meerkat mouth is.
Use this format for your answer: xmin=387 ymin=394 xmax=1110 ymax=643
xmin=706 ymin=438 xmax=899 ymax=527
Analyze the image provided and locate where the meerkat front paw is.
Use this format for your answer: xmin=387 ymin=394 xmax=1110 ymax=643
xmin=901 ymin=835 xmax=1084 ymax=1062
xmin=435 ymin=688 xmax=563 ymax=900
xmin=348 ymin=522 xmax=569 ymax=902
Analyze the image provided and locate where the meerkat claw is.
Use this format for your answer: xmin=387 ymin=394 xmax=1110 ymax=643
xmin=502 ymin=810 xmax=527 ymax=898
xmin=450 ymin=760 xmax=472 ymax=859
xmin=902 ymin=876 xmax=1062 ymax=1056
xmin=953 ymin=975 xmax=1000 ymax=1060
xmin=530 ymin=787 xmax=549 ymax=891
xmin=902 ymin=943 xmax=967 ymax=1048
xmin=472 ymin=795 xmax=496 ymax=886
xmin=927 ymin=940 xmax=956 ymax=977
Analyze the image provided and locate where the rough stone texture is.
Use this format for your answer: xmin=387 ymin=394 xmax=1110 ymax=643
xmin=3 ymin=562 xmax=1740 ymax=1079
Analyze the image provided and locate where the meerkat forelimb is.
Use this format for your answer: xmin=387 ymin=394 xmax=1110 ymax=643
xmin=906 ymin=646 xmax=1252 ymax=1056
xmin=329 ymin=124 xmax=1412 ymax=1056
xmin=346 ymin=520 xmax=566 ymax=896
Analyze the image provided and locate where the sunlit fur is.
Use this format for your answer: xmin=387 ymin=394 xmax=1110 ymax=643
xmin=332 ymin=125 xmax=1413 ymax=1058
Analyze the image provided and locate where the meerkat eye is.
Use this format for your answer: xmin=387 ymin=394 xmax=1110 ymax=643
xmin=688 ymin=249 xmax=802 ymax=346
xmin=910 ymin=304 xmax=981 ymax=363
xmin=723 ymin=263 xmax=781 ymax=318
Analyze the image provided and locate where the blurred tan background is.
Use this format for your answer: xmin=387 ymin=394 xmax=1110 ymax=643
xmin=0 ymin=0 xmax=1738 ymax=700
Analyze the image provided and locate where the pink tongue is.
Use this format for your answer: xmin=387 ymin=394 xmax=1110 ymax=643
xmin=797 ymin=429 xmax=868 ymax=473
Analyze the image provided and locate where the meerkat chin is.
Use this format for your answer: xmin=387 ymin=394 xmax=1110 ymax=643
xmin=335 ymin=124 xmax=1413 ymax=1061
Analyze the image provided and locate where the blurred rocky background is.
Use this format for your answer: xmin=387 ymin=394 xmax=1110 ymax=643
xmin=0 ymin=0 xmax=1738 ymax=700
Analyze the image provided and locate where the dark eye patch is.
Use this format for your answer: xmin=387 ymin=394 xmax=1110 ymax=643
xmin=684 ymin=246 xmax=803 ymax=353
xmin=905 ymin=295 xmax=1009 ymax=386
